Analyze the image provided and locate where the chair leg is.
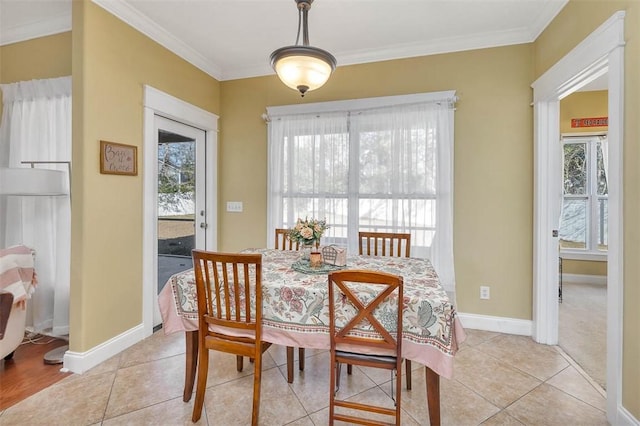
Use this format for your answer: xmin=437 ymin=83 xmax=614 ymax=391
xmin=405 ymin=359 xmax=412 ymax=390
xmin=395 ymin=363 xmax=403 ymax=425
xmin=347 ymin=364 xmax=352 ymax=375
xmin=251 ymin=352 xmax=262 ymax=426
xmin=237 ymin=355 xmax=244 ymax=372
xmin=329 ymin=356 xmax=337 ymax=425
xmin=286 ymin=346 xmax=294 ymax=383
xmin=298 ymin=347 xmax=305 ymax=371
xmin=191 ymin=345 xmax=209 ymax=422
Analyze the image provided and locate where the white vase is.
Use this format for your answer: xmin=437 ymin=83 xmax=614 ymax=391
xmin=300 ymin=242 xmax=315 ymax=260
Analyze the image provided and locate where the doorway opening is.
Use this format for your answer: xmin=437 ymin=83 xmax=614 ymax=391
xmin=531 ymin=11 xmax=624 ymax=424
xmin=558 ymin=130 xmax=609 ymax=391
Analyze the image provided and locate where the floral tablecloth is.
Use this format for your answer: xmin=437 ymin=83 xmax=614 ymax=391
xmin=159 ymin=248 xmax=465 ymax=379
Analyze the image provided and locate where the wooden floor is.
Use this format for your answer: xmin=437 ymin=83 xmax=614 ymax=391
xmin=0 ymin=335 xmax=71 ymax=411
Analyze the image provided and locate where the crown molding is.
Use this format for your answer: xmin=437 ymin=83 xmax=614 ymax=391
xmin=91 ymin=0 xmax=222 ymax=80
xmin=0 ymin=1 xmax=569 ymax=81
xmin=223 ymin=26 xmax=534 ymax=81
xmin=0 ymin=12 xmax=71 ymax=46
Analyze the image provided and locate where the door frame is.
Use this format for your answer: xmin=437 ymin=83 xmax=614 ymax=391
xmin=142 ymin=86 xmax=218 ymax=336
xmin=531 ymin=11 xmax=624 ymax=424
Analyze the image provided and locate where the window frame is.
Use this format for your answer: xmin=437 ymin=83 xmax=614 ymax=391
xmin=266 ymin=91 xmax=454 ymax=257
xmin=560 ymin=133 xmax=608 ymax=258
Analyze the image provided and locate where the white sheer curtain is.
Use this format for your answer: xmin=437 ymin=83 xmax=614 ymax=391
xmin=0 ymin=76 xmax=72 ymax=336
xmin=267 ymin=111 xmax=349 ymax=246
xmin=267 ymin=93 xmax=456 ymax=292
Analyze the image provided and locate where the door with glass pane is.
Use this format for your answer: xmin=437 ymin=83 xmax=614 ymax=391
xmin=155 ymin=116 xmax=207 ymax=295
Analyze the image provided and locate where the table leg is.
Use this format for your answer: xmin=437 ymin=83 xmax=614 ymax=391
xmin=184 ymin=330 xmax=198 ymax=402
xmin=286 ymin=346 xmax=294 ymax=383
xmin=426 ymin=366 xmax=441 ymax=426
xmin=298 ymin=347 xmax=305 ymax=371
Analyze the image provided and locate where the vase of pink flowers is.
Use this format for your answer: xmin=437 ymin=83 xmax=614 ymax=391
xmin=288 ymin=217 xmax=329 ymax=260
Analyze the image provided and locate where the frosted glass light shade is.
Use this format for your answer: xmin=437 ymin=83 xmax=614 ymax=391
xmin=271 ymin=45 xmax=336 ymax=95
xmin=0 ymin=168 xmax=69 ymax=196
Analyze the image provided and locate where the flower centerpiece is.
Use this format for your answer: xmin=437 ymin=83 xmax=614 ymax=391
xmin=288 ymin=217 xmax=329 ymax=259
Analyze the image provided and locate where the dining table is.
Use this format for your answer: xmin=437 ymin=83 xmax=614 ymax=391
xmin=159 ymin=248 xmax=466 ymax=426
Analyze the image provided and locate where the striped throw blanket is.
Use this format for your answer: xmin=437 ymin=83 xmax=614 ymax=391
xmin=0 ymin=245 xmax=37 ymax=308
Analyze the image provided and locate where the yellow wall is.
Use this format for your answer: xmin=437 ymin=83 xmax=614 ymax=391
xmin=220 ymin=44 xmax=535 ymax=320
xmin=71 ymin=0 xmax=219 ymax=350
xmin=535 ymin=1 xmax=639 ymax=417
xmin=560 ymin=90 xmax=608 ymax=134
xmin=0 ymin=32 xmax=71 ymax=83
xmin=563 ymin=259 xmax=607 ymax=276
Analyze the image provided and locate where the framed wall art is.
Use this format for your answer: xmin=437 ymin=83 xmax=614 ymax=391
xmin=99 ymin=140 xmax=137 ymax=176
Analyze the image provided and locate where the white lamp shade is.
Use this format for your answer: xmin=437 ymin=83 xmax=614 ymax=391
xmin=271 ymin=44 xmax=337 ymax=95
xmin=0 ymin=168 xmax=69 ymax=196
xmin=274 ymin=54 xmax=334 ymax=92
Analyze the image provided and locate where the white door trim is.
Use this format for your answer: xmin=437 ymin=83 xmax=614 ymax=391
xmin=142 ymin=86 xmax=218 ymax=337
xmin=531 ymin=11 xmax=625 ymax=424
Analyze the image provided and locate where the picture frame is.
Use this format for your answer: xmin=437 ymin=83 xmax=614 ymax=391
xmin=99 ymin=140 xmax=137 ymax=176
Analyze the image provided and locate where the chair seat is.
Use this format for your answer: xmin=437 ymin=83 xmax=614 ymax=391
xmin=336 ymin=350 xmax=398 ymax=366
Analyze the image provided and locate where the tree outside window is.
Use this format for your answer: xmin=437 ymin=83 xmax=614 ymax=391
xmin=560 ymin=136 xmax=608 ymax=252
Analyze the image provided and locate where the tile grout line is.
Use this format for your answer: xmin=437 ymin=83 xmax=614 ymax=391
xmin=100 ymin=365 xmax=119 ymax=424
xmin=554 ymin=345 xmax=606 ymax=398
xmin=554 ymin=345 xmax=607 ymax=398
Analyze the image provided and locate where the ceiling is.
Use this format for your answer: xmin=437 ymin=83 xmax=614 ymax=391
xmin=2 ymin=0 xmax=596 ymax=86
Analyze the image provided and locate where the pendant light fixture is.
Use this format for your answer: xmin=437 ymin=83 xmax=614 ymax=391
xmin=270 ymin=0 xmax=336 ymax=97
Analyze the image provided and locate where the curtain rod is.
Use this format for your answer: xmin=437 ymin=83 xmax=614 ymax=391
xmin=264 ymin=93 xmax=458 ymax=122
xmin=264 ymin=91 xmax=458 ymax=122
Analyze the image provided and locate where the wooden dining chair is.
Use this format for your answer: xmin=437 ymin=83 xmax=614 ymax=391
xmin=328 ymin=269 xmax=404 ymax=425
xmin=275 ymin=227 xmax=299 ymax=251
xmin=358 ymin=231 xmax=411 ymax=258
xmin=191 ymin=250 xmax=269 ymax=425
xmin=274 ymin=228 xmax=306 ymax=382
xmin=357 ymin=231 xmax=413 ymax=389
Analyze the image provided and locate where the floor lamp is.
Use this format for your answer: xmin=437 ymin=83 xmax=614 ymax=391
xmin=0 ymin=162 xmax=71 ymax=364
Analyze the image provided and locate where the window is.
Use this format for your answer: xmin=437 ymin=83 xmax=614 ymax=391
xmin=560 ymin=135 xmax=608 ymax=253
xmin=266 ymin=92 xmax=456 ymax=291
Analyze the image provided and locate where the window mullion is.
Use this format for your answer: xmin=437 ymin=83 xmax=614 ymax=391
xmin=589 ymin=137 xmax=598 ymax=252
xmin=346 ymin=114 xmax=359 ymax=252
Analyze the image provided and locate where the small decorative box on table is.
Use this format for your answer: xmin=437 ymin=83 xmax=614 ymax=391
xmin=321 ymin=245 xmax=347 ymax=266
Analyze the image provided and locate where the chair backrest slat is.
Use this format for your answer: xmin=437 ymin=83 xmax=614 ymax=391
xmin=192 ymin=250 xmax=262 ymax=333
xmin=358 ymin=231 xmax=411 ymax=258
xmin=275 ymin=228 xmax=299 ymax=251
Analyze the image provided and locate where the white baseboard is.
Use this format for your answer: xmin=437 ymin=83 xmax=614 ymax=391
xmin=615 ymin=406 xmax=640 ymax=426
xmin=562 ymin=273 xmax=607 ymax=285
xmin=62 ymin=323 xmax=145 ymax=374
xmin=457 ymin=312 xmax=532 ymax=336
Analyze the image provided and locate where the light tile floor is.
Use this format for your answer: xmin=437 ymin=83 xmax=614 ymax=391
xmin=559 ymin=281 xmax=606 ymax=389
xmin=0 ymin=329 xmax=608 ymax=425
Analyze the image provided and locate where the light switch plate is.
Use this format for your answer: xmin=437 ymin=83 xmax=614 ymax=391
xmin=226 ymin=201 xmax=243 ymax=212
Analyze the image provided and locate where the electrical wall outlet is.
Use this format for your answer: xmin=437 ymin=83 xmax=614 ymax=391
xmin=226 ymin=201 xmax=243 ymax=212
xmin=480 ymin=285 xmax=490 ymax=300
